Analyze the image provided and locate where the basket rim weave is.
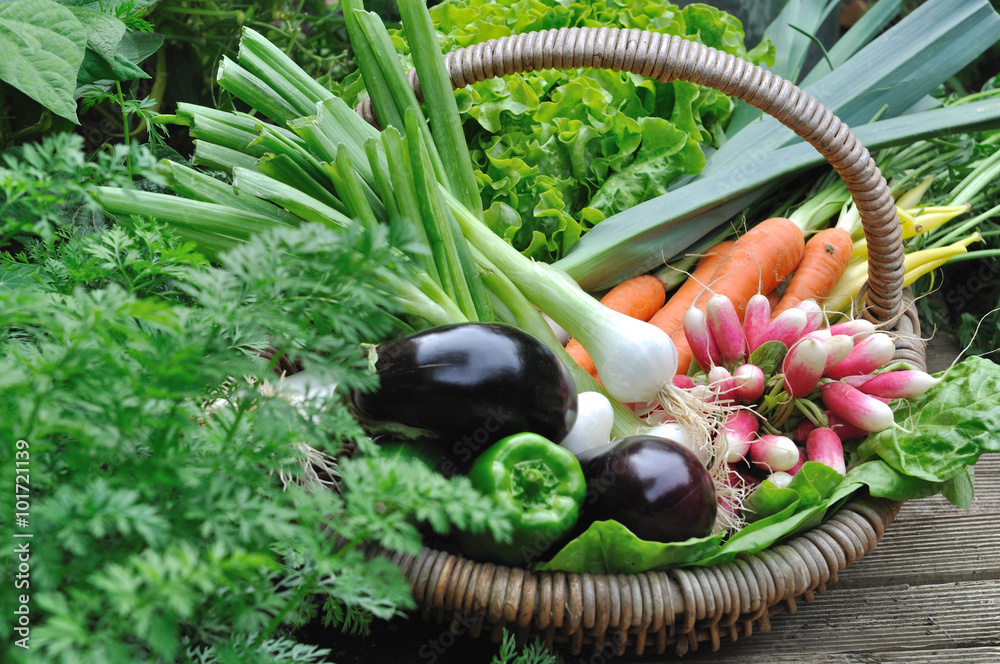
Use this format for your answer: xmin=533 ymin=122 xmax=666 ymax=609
xmin=356 ymin=26 xmax=929 ymax=656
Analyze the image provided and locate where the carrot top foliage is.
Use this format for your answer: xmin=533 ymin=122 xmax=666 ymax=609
xmin=0 ymin=190 xmax=511 ymax=663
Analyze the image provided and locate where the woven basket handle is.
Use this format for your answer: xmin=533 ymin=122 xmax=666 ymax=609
xmin=357 ymin=27 xmax=907 ymax=325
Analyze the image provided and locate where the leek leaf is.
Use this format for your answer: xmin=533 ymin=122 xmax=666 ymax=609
xmin=707 ymin=0 xmax=1000 ymax=176
xmin=557 ymin=98 xmax=1000 ymax=291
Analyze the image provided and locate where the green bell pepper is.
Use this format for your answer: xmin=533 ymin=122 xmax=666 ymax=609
xmin=457 ymin=432 xmax=586 ymax=566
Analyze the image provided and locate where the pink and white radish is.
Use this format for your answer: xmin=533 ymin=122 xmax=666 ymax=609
xmin=787 ymin=446 xmax=808 ymax=475
xmin=722 ymin=409 xmax=759 ymax=463
xmin=782 ymin=337 xmax=828 ymax=398
xmin=857 ymin=369 xmax=941 ymax=399
xmin=824 ymin=332 xmax=896 ymax=379
xmin=766 ymin=471 xmax=794 ymax=489
xmin=821 ymin=334 xmax=854 ymax=373
xmin=795 ymin=299 xmax=826 ymax=336
xmin=733 ymin=363 xmax=766 ymax=403
xmin=706 ymin=293 xmax=747 ymax=363
xmin=805 ymin=427 xmax=846 ymax=475
xmin=839 ymin=374 xmax=875 ymax=389
xmin=826 ymin=410 xmax=869 ymax=441
xmin=672 ymin=374 xmax=696 ymax=390
xmin=805 ymin=327 xmax=832 ymax=342
xmin=755 ymin=308 xmax=809 ymax=349
xmin=747 ymin=434 xmax=800 ymax=472
xmin=828 ymin=318 xmax=876 ymax=340
xmin=791 ymin=417 xmax=817 ymax=444
xmin=820 ymin=381 xmax=895 ymax=433
xmin=683 ymin=306 xmax=723 ymax=370
xmin=743 ymin=293 xmax=772 ymax=352
xmin=708 ymin=365 xmax=739 ymax=404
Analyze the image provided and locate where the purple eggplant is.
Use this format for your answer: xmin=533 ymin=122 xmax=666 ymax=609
xmin=576 ymin=435 xmax=716 ymax=543
xmin=352 ymin=323 xmax=578 ymax=468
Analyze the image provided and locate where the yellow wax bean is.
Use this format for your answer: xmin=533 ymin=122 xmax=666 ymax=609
xmin=826 ymin=233 xmax=981 ymax=312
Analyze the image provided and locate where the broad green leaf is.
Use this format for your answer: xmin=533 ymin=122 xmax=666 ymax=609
xmin=744 ymin=462 xmax=843 ymax=521
xmin=694 ymin=501 xmax=828 ymax=567
xmin=0 ymin=0 xmax=87 ymax=123
xmin=116 ymin=31 xmax=162 ymax=65
xmin=587 ymin=118 xmax=704 ymax=218
xmin=705 ymin=0 xmax=1000 ymax=177
xmin=77 ymin=49 xmax=147 ymax=86
xmin=67 ymin=5 xmax=125 ymax=64
xmin=942 ymin=467 xmax=975 ymax=510
xmin=799 ymin=0 xmax=902 ymax=87
xmin=840 ymin=460 xmax=946 ymax=502
xmin=535 ymin=520 xmax=723 ymax=574
xmin=857 ymin=356 xmax=1000 ymax=482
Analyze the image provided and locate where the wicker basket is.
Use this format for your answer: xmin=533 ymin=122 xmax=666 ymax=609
xmin=357 ymin=27 xmax=928 ymax=657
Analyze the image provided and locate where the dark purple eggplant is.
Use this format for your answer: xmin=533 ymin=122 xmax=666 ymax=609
xmin=352 ymin=323 xmax=577 ymax=469
xmin=576 ymin=435 xmax=716 ymax=543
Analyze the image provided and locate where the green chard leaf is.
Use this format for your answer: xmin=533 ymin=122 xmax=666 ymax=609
xmin=535 ymin=520 xmax=724 ymax=574
xmin=857 ymin=356 xmax=1000 ymax=482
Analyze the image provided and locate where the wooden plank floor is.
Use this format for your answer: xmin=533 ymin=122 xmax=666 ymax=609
xmin=660 ymin=456 xmax=1000 ymax=663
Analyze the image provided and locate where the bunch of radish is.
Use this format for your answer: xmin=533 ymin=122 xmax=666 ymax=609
xmin=671 ymin=292 xmax=938 ymax=492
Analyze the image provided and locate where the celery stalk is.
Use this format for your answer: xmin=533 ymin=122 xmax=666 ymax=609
xmin=365 ymin=139 xmax=401 ymax=223
xmin=339 ymin=0 xmax=406 ymax=132
xmin=92 ymin=187 xmax=295 ymax=240
xmin=353 ymin=8 xmax=449 ymax=187
xmin=288 ymin=98 xmax=384 ymax=189
xmin=405 ymin=110 xmax=486 ymax=321
xmin=188 ymin=115 xmax=267 ymax=157
xmin=192 ymin=141 xmax=260 ymax=174
xmin=382 ymin=126 xmax=441 ymax=286
xmin=326 ymin=146 xmax=379 ymax=227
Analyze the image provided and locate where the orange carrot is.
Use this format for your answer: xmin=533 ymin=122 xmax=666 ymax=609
xmin=565 ymin=274 xmax=667 ymax=375
xmin=648 ymin=241 xmax=735 ymax=335
xmin=598 ymin=274 xmax=668 ymax=321
xmin=692 ymin=217 xmax=805 ymax=319
xmin=645 ymin=240 xmax=735 ymax=376
xmin=672 ymin=219 xmax=803 ymax=374
xmin=772 ymin=227 xmax=854 ymax=316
